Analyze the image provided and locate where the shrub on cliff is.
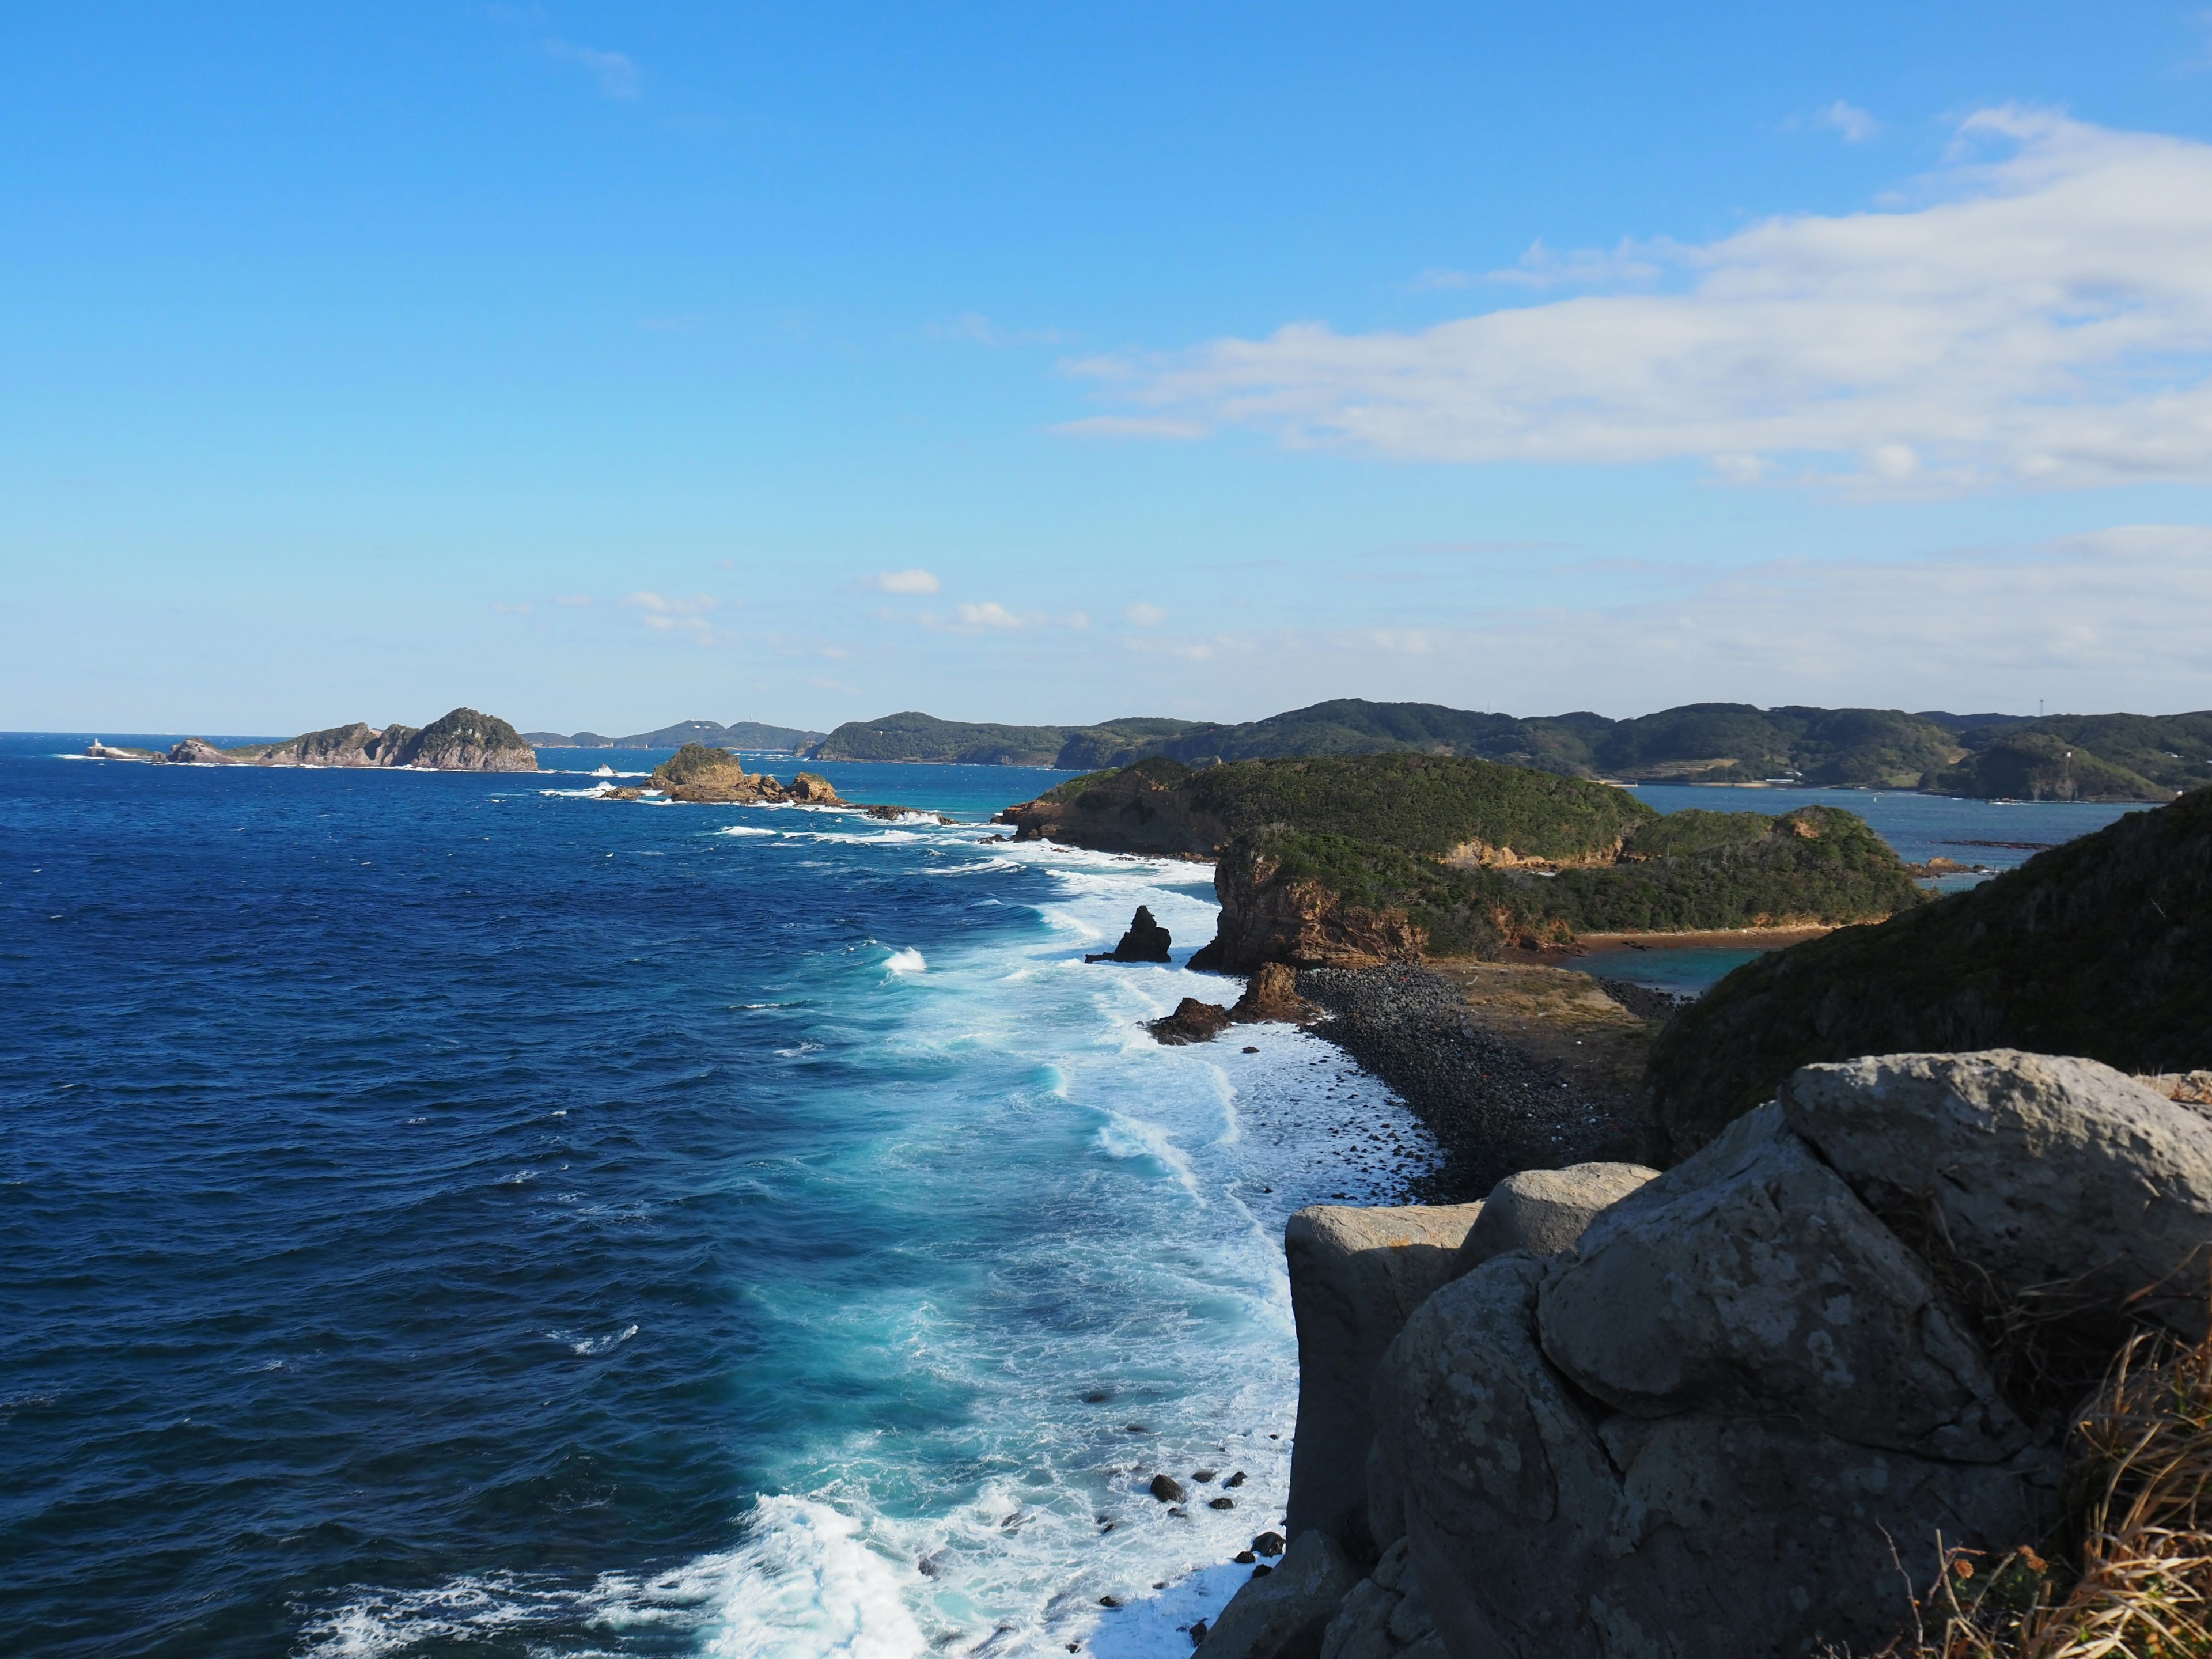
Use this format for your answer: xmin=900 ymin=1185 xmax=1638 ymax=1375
xmin=1925 ymin=732 xmax=2172 ymax=802
xmin=1646 ymin=786 xmax=2212 ymax=1158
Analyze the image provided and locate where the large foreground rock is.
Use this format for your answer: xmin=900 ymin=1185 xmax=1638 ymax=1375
xmin=1284 ymin=1203 xmax=1484 ymax=1552
xmin=1359 ymin=1051 xmax=2211 ymax=1656
xmin=1781 ymin=1051 xmax=2212 ymax=1341
xmin=1376 ymin=1252 xmax=2050 ymax=1659
xmin=1200 ymin=1531 xmax=1361 ymax=1659
xmin=1453 ymin=1161 xmax=1657 ymax=1275
xmin=1316 ymin=1538 xmax=1442 ymax=1659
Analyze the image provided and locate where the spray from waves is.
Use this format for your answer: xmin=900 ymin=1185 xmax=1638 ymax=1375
xmin=882 ymin=947 xmax=926 ymax=974
xmin=696 ymin=1497 xmax=925 ymax=1658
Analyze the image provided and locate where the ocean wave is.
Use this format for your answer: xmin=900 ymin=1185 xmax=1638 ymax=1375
xmin=695 ymin=1495 xmax=923 ymax=1658
xmin=882 ymin=948 xmax=926 ymax=975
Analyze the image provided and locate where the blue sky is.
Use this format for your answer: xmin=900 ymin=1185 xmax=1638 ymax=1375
xmin=7 ymin=3 xmax=2212 ymax=734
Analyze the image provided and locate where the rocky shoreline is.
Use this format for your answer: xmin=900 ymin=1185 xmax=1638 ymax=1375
xmin=1293 ymin=966 xmax=1654 ymax=1202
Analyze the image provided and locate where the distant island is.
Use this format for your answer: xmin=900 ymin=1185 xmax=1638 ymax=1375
xmin=89 ymin=708 xmax=538 ymax=772
xmin=810 ymin=698 xmax=2207 ymax=802
xmin=524 ymin=719 xmax=826 ymax=753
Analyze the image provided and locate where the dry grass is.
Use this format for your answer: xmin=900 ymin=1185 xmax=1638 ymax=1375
xmin=1885 ymin=1321 xmax=2212 ymax=1658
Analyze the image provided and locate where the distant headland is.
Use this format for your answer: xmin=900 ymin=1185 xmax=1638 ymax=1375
xmin=85 ymin=708 xmax=538 ymax=772
xmin=800 ymin=698 xmax=2207 ymax=802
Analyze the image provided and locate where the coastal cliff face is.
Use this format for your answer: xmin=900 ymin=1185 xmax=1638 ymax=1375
xmin=1189 ymin=838 xmax=1426 ymax=971
xmin=1647 ymin=783 xmax=2212 ymax=1158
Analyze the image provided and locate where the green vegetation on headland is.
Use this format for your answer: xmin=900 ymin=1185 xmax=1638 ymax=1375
xmin=1002 ymin=753 xmax=1925 ymax=967
xmin=524 ymin=718 xmax=827 ymax=752
xmin=1645 ymin=784 xmax=2212 ymax=1157
xmin=1013 ymin=752 xmax=1660 ymax=861
xmin=809 ymin=710 xmax=1200 ymax=766
xmin=817 ymin=698 xmax=2204 ymax=799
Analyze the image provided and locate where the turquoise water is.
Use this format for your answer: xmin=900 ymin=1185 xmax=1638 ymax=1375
xmin=3 ymin=741 xmax=1426 ymax=1658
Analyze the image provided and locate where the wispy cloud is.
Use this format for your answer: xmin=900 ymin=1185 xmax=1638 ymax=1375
xmin=623 ymin=591 xmax=717 ymax=638
xmin=927 ymin=312 xmax=1071 ymax=346
xmin=1813 ymin=100 xmax=1882 ymax=143
xmin=874 ymin=569 xmax=941 ymax=594
xmin=543 ymin=39 xmax=639 ymax=99
xmin=553 ymin=594 xmax=594 ymax=607
xmin=1123 ymin=603 xmax=1169 ymax=626
xmin=1062 ymin=109 xmax=2212 ymax=495
xmin=956 ymin=601 xmax=1031 ymax=629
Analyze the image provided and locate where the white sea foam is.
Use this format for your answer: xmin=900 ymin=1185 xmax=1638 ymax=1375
xmin=297 ymin=818 xmax=1429 ymax=1659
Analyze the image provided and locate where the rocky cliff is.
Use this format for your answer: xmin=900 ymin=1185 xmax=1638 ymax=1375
xmin=1225 ymin=1050 xmax=2212 ymax=1659
xmin=1647 ymin=783 xmax=2212 ymax=1158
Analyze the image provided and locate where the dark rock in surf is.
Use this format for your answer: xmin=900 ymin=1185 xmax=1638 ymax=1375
xmin=1149 ymin=999 xmax=1234 ymax=1046
xmin=1151 ymin=1474 xmax=1187 ymax=1503
xmin=1088 ymin=905 xmax=1173 ymax=963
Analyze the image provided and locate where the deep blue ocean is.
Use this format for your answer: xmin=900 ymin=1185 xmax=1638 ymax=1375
xmin=0 ymin=741 xmax=2152 ymax=1658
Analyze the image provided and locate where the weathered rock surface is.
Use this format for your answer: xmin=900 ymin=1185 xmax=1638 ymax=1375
xmin=1316 ymin=1539 xmax=1441 ymax=1659
xmin=166 ymin=737 xmax=237 ymax=765
xmin=243 ymin=708 xmax=537 ymax=771
xmin=1452 ymin=1161 xmax=1657 ymax=1275
xmin=1087 ymin=904 xmax=1173 ymax=963
xmin=1197 ymin=1531 xmax=1359 ymax=1659
xmin=1231 ymin=963 xmax=1316 ymax=1025
xmin=1149 ymin=998 xmax=1234 ymax=1046
xmin=787 ymin=772 xmax=843 ymax=805
xmin=1781 ymin=1051 xmax=2212 ymax=1341
xmin=1540 ymin=1105 xmax=2027 ymax=1460
xmin=651 ymin=744 xmax=853 ymax=805
xmin=1283 ymin=1203 xmax=1484 ymax=1552
xmin=1188 ymin=837 xmax=1423 ymax=974
xmin=1374 ymin=1252 xmax=2051 ymax=1659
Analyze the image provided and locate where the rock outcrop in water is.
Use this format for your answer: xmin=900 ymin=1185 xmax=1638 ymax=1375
xmin=647 ymin=744 xmax=851 ymax=806
xmin=1085 ymin=905 xmax=1172 ymax=963
xmin=1249 ymin=1048 xmax=2212 ymax=1659
xmin=1647 ymin=783 xmax=2212 ymax=1158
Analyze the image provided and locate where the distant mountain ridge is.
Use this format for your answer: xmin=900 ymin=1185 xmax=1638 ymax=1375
xmin=810 ymin=698 xmax=2205 ymax=801
xmin=525 ymin=719 xmax=827 ymax=752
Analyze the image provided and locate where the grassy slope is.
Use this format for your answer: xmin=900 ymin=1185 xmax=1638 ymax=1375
xmin=1645 ymin=786 xmax=2212 ymax=1156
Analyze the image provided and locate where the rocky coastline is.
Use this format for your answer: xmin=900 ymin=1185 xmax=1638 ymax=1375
xmin=1105 ymin=783 xmax=2212 ymax=1657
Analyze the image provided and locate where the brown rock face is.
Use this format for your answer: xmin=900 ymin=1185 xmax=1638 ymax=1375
xmin=787 ymin=772 xmax=844 ymax=805
xmin=1230 ymin=962 xmax=1315 ymax=1024
xmin=1189 ymin=839 xmax=1424 ymax=972
xmin=1148 ymin=998 xmax=1234 ymax=1044
xmin=245 ymin=709 xmax=536 ymax=771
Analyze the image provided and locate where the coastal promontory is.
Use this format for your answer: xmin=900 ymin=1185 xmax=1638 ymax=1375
xmin=118 ymin=707 xmax=540 ymax=771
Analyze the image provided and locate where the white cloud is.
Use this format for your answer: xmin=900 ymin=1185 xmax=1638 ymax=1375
xmin=1124 ymin=603 xmax=1169 ymax=626
xmin=1814 ymin=100 xmax=1881 ymax=143
xmin=544 ymin=39 xmax=639 ymax=98
xmin=874 ymin=569 xmax=941 ymax=594
xmin=553 ymin=594 xmax=594 ymax=608
xmin=622 ymin=592 xmax=717 ymax=638
xmin=1066 ymin=109 xmax=2212 ymax=494
xmin=956 ymin=601 xmax=1030 ymax=629
xmin=1096 ymin=525 xmax=2212 ymax=715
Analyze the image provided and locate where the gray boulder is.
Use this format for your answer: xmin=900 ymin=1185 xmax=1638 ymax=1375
xmin=1540 ymin=1105 xmax=2027 ymax=1462
xmin=1452 ymin=1161 xmax=1658 ymax=1275
xmin=1199 ymin=1530 xmax=1361 ymax=1659
xmin=166 ymin=737 xmax=236 ymax=765
xmin=1283 ymin=1203 xmax=1484 ymax=1552
xmin=1376 ymin=1252 xmax=2052 ymax=1659
xmin=1782 ymin=1050 xmax=2212 ymax=1340
xmin=1317 ymin=1538 xmax=1441 ymax=1659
